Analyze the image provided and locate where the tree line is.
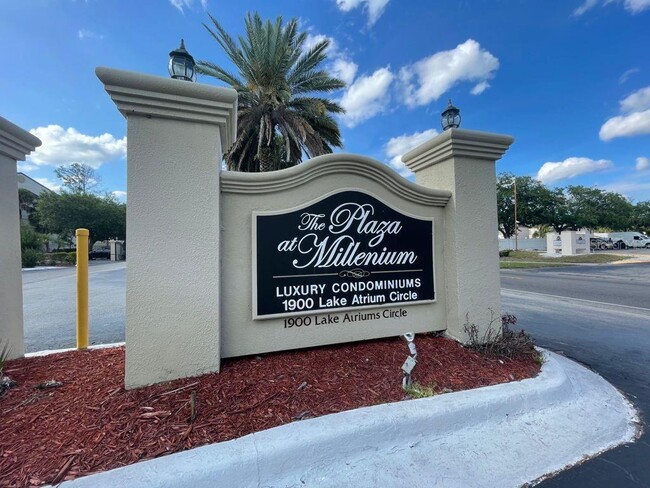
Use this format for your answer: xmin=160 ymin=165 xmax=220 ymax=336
xmin=497 ymin=173 xmax=650 ymax=238
xmin=22 ymin=163 xmax=126 ymax=249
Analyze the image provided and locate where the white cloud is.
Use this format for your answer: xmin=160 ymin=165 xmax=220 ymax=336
xmin=599 ymin=109 xmax=650 ymax=141
xmin=78 ymin=29 xmax=104 ymax=41
xmin=637 ymin=157 xmax=650 ymax=171
xmin=304 ymin=33 xmax=338 ymax=54
xmin=384 ymin=129 xmax=438 ymax=177
xmin=111 ymin=190 xmax=127 ymax=201
xmin=169 ymin=0 xmax=207 ymax=13
xmin=573 ymin=0 xmax=599 ymax=16
xmin=335 ymin=0 xmax=390 ymax=26
xmin=28 ymin=125 xmax=126 ymax=169
xmin=619 ymin=0 xmax=650 ymax=13
xmin=575 ymin=0 xmax=650 ymax=15
xmin=331 ymin=58 xmax=358 ymax=85
xmin=17 ymin=162 xmax=38 ymax=173
xmin=600 ymin=86 xmax=650 ymax=141
xmin=399 ymin=39 xmax=499 ymax=107
xmin=620 ymin=86 xmax=650 ymax=113
xmin=303 ymin=31 xmax=357 ymax=86
xmin=536 ymin=157 xmax=613 ymax=183
xmin=619 ymin=68 xmax=639 ymax=84
xmin=340 ymin=67 xmax=394 ymax=127
xmin=470 ymin=81 xmax=490 ymax=95
xmin=34 ymin=178 xmax=61 ymax=193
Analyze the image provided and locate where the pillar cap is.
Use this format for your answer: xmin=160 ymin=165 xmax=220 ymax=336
xmin=0 ymin=116 xmax=41 ymax=161
xmin=96 ymin=66 xmax=238 ymax=151
xmin=75 ymin=228 xmax=90 ymax=236
xmin=402 ymin=128 xmax=514 ymax=173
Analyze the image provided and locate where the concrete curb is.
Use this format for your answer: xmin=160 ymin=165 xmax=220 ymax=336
xmin=57 ymin=350 xmax=639 ymax=488
xmin=25 ymin=342 xmax=125 ymax=358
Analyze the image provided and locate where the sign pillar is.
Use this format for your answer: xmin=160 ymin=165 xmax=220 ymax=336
xmin=0 ymin=116 xmax=41 ymax=359
xmin=560 ymin=230 xmax=589 ymax=256
xmin=402 ymin=129 xmax=514 ymax=341
xmin=96 ymin=68 xmax=237 ymax=388
xmin=547 ymin=233 xmax=562 ymax=254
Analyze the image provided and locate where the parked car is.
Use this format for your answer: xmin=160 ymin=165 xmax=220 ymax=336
xmin=590 ymin=237 xmax=613 ymax=250
xmin=608 ymin=232 xmax=650 ymax=249
xmin=89 ymin=248 xmax=111 ymax=260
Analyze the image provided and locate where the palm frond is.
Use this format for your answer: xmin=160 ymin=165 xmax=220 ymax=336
xmin=202 ymin=11 xmax=346 ymax=171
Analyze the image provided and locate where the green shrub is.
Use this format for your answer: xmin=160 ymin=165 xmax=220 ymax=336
xmin=42 ymin=251 xmax=76 ymax=265
xmin=21 ymin=249 xmax=43 ymax=268
xmin=499 ymin=250 xmax=512 ymax=257
xmin=20 ymin=225 xmax=46 ymax=251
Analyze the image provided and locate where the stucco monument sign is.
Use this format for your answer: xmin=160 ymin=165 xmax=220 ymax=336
xmin=50 ymin=66 xmax=514 ymax=389
xmin=0 ymin=69 xmax=513 ymax=389
xmin=254 ymin=190 xmax=435 ymax=319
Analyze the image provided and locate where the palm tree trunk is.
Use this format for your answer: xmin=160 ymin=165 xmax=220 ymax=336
xmin=259 ymin=146 xmax=274 ymax=172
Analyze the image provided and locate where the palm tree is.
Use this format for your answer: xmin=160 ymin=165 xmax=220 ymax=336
xmin=18 ymin=188 xmax=37 ymax=220
xmin=197 ymin=13 xmax=346 ymax=172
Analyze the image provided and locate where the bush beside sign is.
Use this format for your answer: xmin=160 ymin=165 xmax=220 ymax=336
xmin=253 ymin=190 xmax=435 ymax=319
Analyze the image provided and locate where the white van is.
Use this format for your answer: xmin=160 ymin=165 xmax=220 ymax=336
xmin=608 ymin=232 xmax=650 ymax=249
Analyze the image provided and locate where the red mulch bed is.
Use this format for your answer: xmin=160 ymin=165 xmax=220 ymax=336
xmin=0 ymin=335 xmax=540 ymax=487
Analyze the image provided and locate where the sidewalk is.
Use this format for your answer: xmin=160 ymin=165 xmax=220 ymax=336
xmin=55 ymin=351 xmax=640 ymax=488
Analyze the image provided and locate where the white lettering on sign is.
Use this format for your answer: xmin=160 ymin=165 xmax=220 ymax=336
xmin=328 ymin=203 xmax=402 ymax=246
xmin=255 ymin=190 xmax=434 ymax=318
xmin=276 ymin=203 xmax=416 ymax=270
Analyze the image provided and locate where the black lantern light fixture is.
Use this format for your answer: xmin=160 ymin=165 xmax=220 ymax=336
xmin=441 ymin=99 xmax=461 ymax=131
xmin=168 ymin=39 xmax=196 ymax=82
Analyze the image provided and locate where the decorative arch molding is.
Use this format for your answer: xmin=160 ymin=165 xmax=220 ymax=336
xmin=220 ymin=153 xmax=451 ymax=207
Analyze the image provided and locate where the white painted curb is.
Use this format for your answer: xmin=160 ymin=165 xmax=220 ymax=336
xmin=57 ymin=350 xmax=639 ymax=488
xmin=25 ymin=342 xmax=125 ymax=358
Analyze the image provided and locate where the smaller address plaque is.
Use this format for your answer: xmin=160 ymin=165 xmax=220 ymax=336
xmin=253 ymin=190 xmax=435 ymax=319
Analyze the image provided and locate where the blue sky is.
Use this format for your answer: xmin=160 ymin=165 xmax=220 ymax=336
xmin=2 ymin=0 xmax=650 ymax=202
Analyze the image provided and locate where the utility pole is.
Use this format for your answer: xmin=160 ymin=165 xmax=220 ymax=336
xmin=514 ymin=178 xmax=518 ymax=251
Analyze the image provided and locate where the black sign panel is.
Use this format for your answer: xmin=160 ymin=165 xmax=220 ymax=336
xmin=254 ymin=190 xmax=434 ymax=318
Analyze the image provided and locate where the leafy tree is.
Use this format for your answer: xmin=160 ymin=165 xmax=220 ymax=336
xmin=497 ymin=175 xmax=638 ymax=234
xmin=632 ymin=201 xmax=650 ymax=234
xmin=515 ymin=177 xmax=557 ymax=228
xmin=18 ymin=188 xmax=38 ymax=218
xmin=20 ymin=224 xmax=46 ymax=252
xmin=598 ymin=191 xmax=634 ymax=231
xmin=496 ymin=173 xmax=517 ymax=238
xmin=20 ymin=224 xmax=47 ymax=268
xmin=197 ymin=13 xmax=346 ymax=172
xmin=496 ymin=173 xmax=557 ymax=237
xmin=544 ymin=188 xmax=572 ymax=233
xmin=564 ymin=186 xmax=604 ymax=230
xmin=564 ymin=186 xmax=633 ymax=231
xmin=31 ymin=192 xmax=125 ymax=247
xmin=54 ymin=162 xmax=101 ymax=194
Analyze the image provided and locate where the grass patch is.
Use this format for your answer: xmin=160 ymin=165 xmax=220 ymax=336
xmin=502 ymin=250 xmax=630 ymax=264
xmin=403 ymin=382 xmax=436 ymax=399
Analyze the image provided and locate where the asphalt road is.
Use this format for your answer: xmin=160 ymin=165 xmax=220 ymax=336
xmin=21 ymin=261 xmax=650 ymax=486
xmin=22 ymin=261 xmax=125 ymax=352
xmin=502 ymin=263 xmax=650 ymax=487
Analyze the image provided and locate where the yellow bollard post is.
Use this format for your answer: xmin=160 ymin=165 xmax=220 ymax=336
xmin=76 ymin=228 xmax=90 ymax=349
